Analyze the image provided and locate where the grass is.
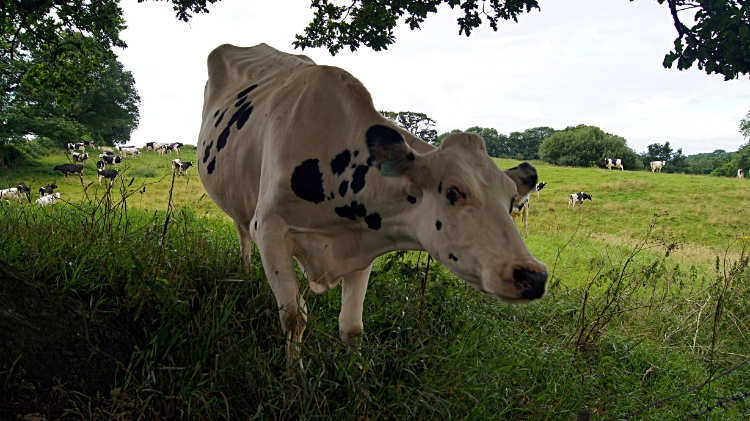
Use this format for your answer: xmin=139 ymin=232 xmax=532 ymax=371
xmin=0 ymin=150 xmax=749 ymax=420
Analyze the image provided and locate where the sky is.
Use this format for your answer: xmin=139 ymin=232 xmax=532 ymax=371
xmin=116 ymin=0 xmax=750 ymax=156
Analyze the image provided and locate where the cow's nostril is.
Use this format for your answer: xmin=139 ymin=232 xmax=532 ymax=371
xmin=513 ymin=268 xmax=548 ymax=300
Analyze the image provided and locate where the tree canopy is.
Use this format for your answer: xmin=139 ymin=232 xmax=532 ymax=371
xmin=379 ymin=110 xmax=438 ymax=143
xmin=538 ymin=125 xmax=641 ymax=169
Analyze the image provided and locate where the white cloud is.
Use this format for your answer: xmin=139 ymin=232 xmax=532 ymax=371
xmin=117 ymin=0 xmax=750 ymax=155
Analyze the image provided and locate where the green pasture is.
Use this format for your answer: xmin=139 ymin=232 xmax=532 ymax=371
xmin=1 ymin=151 xmax=749 ymax=419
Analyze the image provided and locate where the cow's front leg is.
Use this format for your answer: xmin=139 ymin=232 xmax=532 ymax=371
xmin=256 ymin=222 xmax=306 ymax=368
xmin=339 ymin=264 xmax=373 ymax=346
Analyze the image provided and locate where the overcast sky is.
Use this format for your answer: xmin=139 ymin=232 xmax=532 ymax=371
xmin=116 ymin=0 xmax=750 ymax=155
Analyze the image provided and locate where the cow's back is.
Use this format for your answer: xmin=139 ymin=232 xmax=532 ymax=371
xmin=198 ymin=44 xmax=389 ymax=227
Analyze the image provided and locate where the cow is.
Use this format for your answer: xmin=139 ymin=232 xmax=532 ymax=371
xmin=100 ymin=155 xmax=123 ymax=169
xmin=83 ymin=140 xmax=95 ymax=147
xmin=651 ymin=161 xmax=666 ymax=173
xmin=145 ymin=142 xmax=155 ymax=151
xmin=738 ymin=169 xmax=744 ymax=179
xmin=75 ymin=142 xmax=85 ymax=151
xmin=98 ymin=146 xmax=115 ymax=153
xmin=96 ymin=159 xmax=107 ymax=170
xmin=36 ymin=192 xmax=61 ymax=206
xmin=67 ymin=143 xmax=75 ymax=151
xmin=568 ymin=192 xmax=592 ymax=209
xmin=38 ymin=182 xmax=58 ymax=197
xmin=72 ymin=152 xmax=89 ymax=164
xmin=97 ymin=169 xmax=119 ymax=185
xmin=604 ymin=158 xmax=624 ymax=171
xmin=0 ymin=183 xmax=28 ymax=202
xmin=170 ymin=142 xmax=184 ymax=155
xmin=151 ymin=142 xmax=168 ymax=153
xmin=53 ymin=164 xmax=84 ymax=178
xmin=197 ymin=43 xmax=548 ymax=367
xmin=172 ymin=159 xmax=193 ymax=176
xmin=122 ymin=147 xmax=141 ymax=158
xmin=535 ymin=182 xmax=546 ymax=198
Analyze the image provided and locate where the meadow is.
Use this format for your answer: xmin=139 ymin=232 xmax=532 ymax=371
xmin=1 ymin=148 xmax=749 ymax=420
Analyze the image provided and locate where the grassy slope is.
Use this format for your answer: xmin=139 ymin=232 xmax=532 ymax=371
xmin=1 ymin=151 xmax=749 ymax=420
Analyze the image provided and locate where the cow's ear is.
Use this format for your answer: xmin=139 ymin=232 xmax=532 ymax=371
xmin=503 ymin=162 xmax=538 ymax=198
xmin=366 ymin=125 xmax=417 ymax=178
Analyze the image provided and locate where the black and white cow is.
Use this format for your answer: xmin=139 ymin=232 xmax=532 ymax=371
xmin=197 ymin=43 xmax=548 ymax=367
xmin=83 ymin=140 xmax=95 ymax=147
xmin=75 ymin=142 xmax=85 ymax=151
xmin=53 ymin=164 xmax=84 ymax=178
xmin=604 ymin=158 xmax=624 ymax=171
xmin=38 ymin=182 xmax=58 ymax=197
xmin=172 ymin=159 xmax=193 ymax=176
xmin=145 ymin=142 xmax=155 ymax=151
xmin=510 ymin=196 xmax=530 ymax=238
xmin=36 ymin=192 xmax=61 ymax=206
xmin=535 ymin=182 xmax=546 ymax=198
xmin=67 ymin=143 xmax=76 ymax=151
xmin=737 ymin=169 xmax=744 ymax=179
xmin=97 ymin=169 xmax=119 ymax=185
xmin=72 ymin=152 xmax=89 ymax=164
xmin=568 ymin=192 xmax=592 ymax=209
xmin=99 ymin=155 xmax=123 ymax=169
xmin=96 ymin=159 xmax=107 ymax=170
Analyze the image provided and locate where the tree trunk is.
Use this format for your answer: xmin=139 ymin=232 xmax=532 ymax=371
xmin=0 ymin=259 xmax=139 ymax=394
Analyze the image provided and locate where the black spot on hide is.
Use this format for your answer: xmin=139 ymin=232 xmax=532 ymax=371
xmin=330 ymin=192 xmax=335 ymax=199
xmin=354 ymin=150 xmax=359 ymax=157
xmin=234 ymin=104 xmax=254 ymax=130
xmin=237 ymin=84 xmax=258 ymax=99
xmin=214 ymin=110 xmax=226 ymax=127
xmin=235 ymin=97 xmax=247 ymax=107
xmin=351 ymin=165 xmax=369 ymax=194
xmin=448 ymin=253 xmax=458 ymax=262
xmin=438 ymin=182 xmax=442 ymax=193
xmin=351 ymin=164 xmax=356 ymax=169
xmin=339 ymin=180 xmax=349 ymax=197
xmin=255 ymin=221 xmax=257 ymax=230
xmin=217 ymin=126 xmax=230 ymax=151
xmin=214 ymin=109 xmax=220 ymax=118
xmin=436 ymin=220 xmax=442 ymax=231
xmin=335 ymin=200 xmax=367 ymax=221
xmin=407 ymin=153 xmax=415 ymax=161
xmin=203 ymin=140 xmax=213 ymax=163
xmin=291 ymin=159 xmax=326 ymax=204
xmin=216 ymin=104 xmax=255 ymax=152
xmin=365 ymin=213 xmax=382 ymax=230
xmin=330 ymin=150 xmax=351 ymax=176
xmin=207 ymin=156 xmax=216 ymax=174
xmin=407 ymin=195 xmax=416 ymax=204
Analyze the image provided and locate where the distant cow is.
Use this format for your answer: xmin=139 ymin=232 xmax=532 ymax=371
xmin=145 ymin=142 xmax=155 ymax=151
xmin=97 ymin=169 xmax=119 ymax=185
xmin=604 ymin=158 xmax=624 ymax=171
xmin=170 ymin=142 xmax=184 ymax=155
xmin=96 ymin=160 xmax=107 ymax=170
xmin=738 ymin=169 xmax=744 ymax=179
xmin=0 ymin=183 xmax=28 ymax=202
xmin=100 ymin=155 xmax=123 ymax=169
xmin=650 ymin=161 xmax=666 ymax=173
xmin=53 ymin=164 xmax=84 ymax=178
xmin=98 ymin=146 xmax=115 ymax=153
xmin=535 ymin=182 xmax=546 ymax=198
xmin=75 ymin=142 xmax=85 ymax=151
xmin=172 ymin=159 xmax=193 ymax=176
xmin=569 ymin=192 xmax=592 ymax=209
xmin=72 ymin=152 xmax=89 ymax=164
xmin=36 ymin=192 xmax=61 ymax=206
xmin=121 ymin=147 xmax=141 ymax=158
xmin=83 ymin=140 xmax=95 ymax=147
xmin=38 ymin=182 xmax=58 ymax=197
xmin=67 ymin=143 xmax=75 ymax=151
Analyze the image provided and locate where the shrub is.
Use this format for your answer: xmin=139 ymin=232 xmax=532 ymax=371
xmin=538 ymin=125 xmax=642 ymax=170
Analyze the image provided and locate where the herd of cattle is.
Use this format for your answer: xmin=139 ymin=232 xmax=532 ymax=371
xmin=2 ymin=142 xmax=193 ymax=207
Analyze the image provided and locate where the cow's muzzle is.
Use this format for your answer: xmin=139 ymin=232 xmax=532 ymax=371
xmin=513 ymin=268 xmax=548 ymax=300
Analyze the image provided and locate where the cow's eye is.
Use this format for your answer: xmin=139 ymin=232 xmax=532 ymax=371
xmin=446 ymin=186 xmax=462 ymax=205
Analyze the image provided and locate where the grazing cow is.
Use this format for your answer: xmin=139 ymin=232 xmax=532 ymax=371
xmin=197 ymin=43 xmax=548 ymax=366
xmin=535 ymin=182 xmax=546 ymax=198
xmin=53 ymin=164 xmax=84 ymax=178
xmin=98 ymin=146 xmax=114 ymax=153
xmin=38 ymin=182 xmax=58 ymax=197
xmin=568 ymin=192 xmax=592 ymax=209
xmin=650 ymin=161 xmax=666 ymax=173
xmin=99 ymin=152 xmax=114 ymax=158
xmin=604 ymin=158 xmax=624 ymax=171
xmin=738 ymin=169 xmax=744 ymax=179
xmin=97 ymin=169 xmax=119 ymax=185
xmin=151 ymin=142 xmax=168 ymax=152
xmin=72 ymin=152 xmax=89 ymax=164
xmin=172 ymin=159 xmax=193 ymax=176
xmin=83 ymin=140 xmax=95 ymax=147
xmin=145 ymin=142 xmax=155 ymax=151
xmin=100 ymin=155 xmax=123 ymax=169
xmin=0 ymin=184 xmax=28 ymax=202
xmin=122 ymin=147 xmax=141 ymax=158
xmin=36 ymin=192 xmax=61 ymax=206
xmin=75 ymin=142 xmax=85 ymax=151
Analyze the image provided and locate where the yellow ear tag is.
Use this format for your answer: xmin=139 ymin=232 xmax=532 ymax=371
xmin=381 ymin=152 xmax=401 ymax=177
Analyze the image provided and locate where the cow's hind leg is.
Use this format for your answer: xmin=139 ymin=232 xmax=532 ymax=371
xmin=339 ymin=264 xmax=373 ymax=346
xmin=232 ymin=219 xmax=254 ymax=271
xmin=256 ymin=222 xmax=306 ymax=368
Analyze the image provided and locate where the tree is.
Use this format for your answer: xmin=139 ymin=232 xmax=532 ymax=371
xmin=465 ymin=126 xmax=509 ymax=157
xmin=293 ymin=0 xmax=750 ymax=80
xmin=538 ymin=125 xmax=641 ymax=169
xmin=379 ymin=110 xmax=438 ymax=143
xmin=740 ymin=108 xmax=750 ymax=139
xmin=507 ymin=126 xmax=555 ymax=160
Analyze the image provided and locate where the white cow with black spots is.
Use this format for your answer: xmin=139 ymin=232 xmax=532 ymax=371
xmin=604 ymin=158 xmax=623 ymax=171
xmin=568 ymin=192 xmax=592 ymax=209
xmin=197 ymin=43 xmax=548 ymax=367
xmin=737 ymin=169 xmax=744 ymax=179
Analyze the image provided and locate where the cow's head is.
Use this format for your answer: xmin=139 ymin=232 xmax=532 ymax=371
xmin=367 ymin=125 xmax=547 ymax=302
